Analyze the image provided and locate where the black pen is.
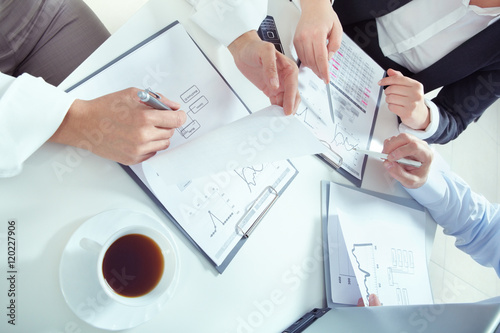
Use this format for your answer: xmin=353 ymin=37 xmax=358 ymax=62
xmin=137 ymin=88 xmax=171 ymax=110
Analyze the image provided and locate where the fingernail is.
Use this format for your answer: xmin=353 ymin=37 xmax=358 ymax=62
xmin=328 ymin=51 xmax=335 ymax=60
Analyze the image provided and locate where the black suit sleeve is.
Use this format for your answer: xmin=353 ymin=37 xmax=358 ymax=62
xmin=426 ymin=69 xmax=500 ymax=144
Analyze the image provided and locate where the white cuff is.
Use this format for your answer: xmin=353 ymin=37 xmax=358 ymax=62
xmin=291 ymin=0 xmax=301 ymax=10
xmin=398 ymin=98 xmax=439 ymax=140
xmin=0 ymin=73 xmax=74 ymax=177
xmin=190 ymin=0 xmax=267 ymax=46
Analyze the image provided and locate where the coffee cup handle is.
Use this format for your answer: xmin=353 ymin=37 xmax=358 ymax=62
xmin=80 ymin=237 xmax=103 ymax=254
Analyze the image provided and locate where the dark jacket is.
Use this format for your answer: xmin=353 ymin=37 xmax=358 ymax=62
xmin=334 ymin=0 xmax=500 ymax=144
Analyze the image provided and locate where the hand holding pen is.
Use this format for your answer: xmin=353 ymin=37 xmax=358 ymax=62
xmin=50 ymin=88 xmax=186 ymax=166
xmin=381 ymin=133 xmax=433 ymax=189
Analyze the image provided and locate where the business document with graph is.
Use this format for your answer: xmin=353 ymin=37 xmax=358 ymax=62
xmin=297 ymin=33 xmax=385 ymax=186
xmin=321 ymin=181 xmax=433 ymax=307
xmin=68 ymin=21 xmax=297 ymax=273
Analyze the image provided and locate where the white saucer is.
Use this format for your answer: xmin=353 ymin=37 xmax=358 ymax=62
xmin=59 ymin=209 xmax=180 ymax=330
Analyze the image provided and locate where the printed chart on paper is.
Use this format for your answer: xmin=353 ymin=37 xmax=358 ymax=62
xmin=297 ymin=33 xmax=385 ymax=184
xmin=325 ymin=182 xmax=433 ymax=306
xmin=68 ymin=22 xmax=297 ymax=269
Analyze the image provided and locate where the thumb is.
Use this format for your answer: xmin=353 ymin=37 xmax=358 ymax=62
xmin=326 ymin=29 xmax=342 ymax=56
xmin=368 ymin=294 xmax=381 ymax=306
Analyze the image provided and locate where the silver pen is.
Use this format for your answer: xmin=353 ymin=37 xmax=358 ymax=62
xmin=326 ymin=82 xmax=336 ymax=124
xmin=137 ymin=88 xmax=171 ymax=110
xmin=354 ymin=148 xmax=422 ymax=168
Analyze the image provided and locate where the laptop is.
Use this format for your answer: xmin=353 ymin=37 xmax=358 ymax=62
xmin=283 ymin=302 xmax=500 ymax=333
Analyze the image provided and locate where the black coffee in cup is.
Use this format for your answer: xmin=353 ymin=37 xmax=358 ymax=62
xmin=102 ymin=234 xmax=164 ymax=297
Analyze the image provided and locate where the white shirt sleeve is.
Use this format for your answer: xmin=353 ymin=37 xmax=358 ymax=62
xmin=405 ymin=167 xmax=500 ymax=277
xmin=398 ymin=98 xmax=440 ymax=140
xmin=0 ymin=72 xmax=74 ymax=177
xmin=186 ymin=0 xmax=267 ymax=46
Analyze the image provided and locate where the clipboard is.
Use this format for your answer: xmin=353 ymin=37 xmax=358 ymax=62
xmin=296 ymin=33 xmax=386 ymax=187
xmin=66 ymin=21 xmax=298 ymax=273
xmin=320 ymin=181 xmax=432 ymax=307
xmin=282 ymin=182 xmax=499 ymax=333
xmin=121 ymin=166 xmax=293 ymax=273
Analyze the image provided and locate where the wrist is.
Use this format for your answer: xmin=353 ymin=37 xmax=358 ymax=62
xmin=398 ymin=99 xmax=439 ymax=140
xmin=49 ymin=99 xmax=87 ymax=147
xmin=300 ymin=0 xmax=332 ymax=11
xmin=417 ymin=104 xmax=431 ymax=130
xmin=228 ymin=30 xmax=260 ymax=56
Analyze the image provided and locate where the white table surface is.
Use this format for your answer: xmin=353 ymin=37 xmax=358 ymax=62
xmin=0 ymin=1 xmax=435 ymax=332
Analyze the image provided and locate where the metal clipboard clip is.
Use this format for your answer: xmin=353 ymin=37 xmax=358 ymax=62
xmin=236 ymin=186 xmax=279 ymax=238
xmin=319 ymin=140 xmax=343 ymax=169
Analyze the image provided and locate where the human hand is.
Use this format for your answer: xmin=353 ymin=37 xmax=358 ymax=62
xmin=228 ymin=30 xmax=300 ymax=115
xmin=50 ymin=87 xmax=187 ymax=165
xmin=357 ymin=294 xmax=381 ymax=307
xmin=382 ymin=133 xmax=433 ymax=189
xmin=379 ymin=69 xmax=430 ymax=130
xmin=294 ymin=0 xmax=342 ymax=84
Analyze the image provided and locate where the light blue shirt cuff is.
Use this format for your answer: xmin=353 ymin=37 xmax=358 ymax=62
xmin=404 ymin=167 xmax=447 ymax=206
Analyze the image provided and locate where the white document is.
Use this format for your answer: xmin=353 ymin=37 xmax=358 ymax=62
xmin=68 ymin=22 xmax=305 ymax=270
xmin=325 ymin=182 xmax=433 ymax=306
xmin=144 ymin=105 xmax=328 ymax=185
xmin=297 ymin=34 xmax=385 ymax=185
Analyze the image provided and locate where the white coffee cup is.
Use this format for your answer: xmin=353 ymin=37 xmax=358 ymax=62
xmin=81 ymin=225 xmax=176 ymax=307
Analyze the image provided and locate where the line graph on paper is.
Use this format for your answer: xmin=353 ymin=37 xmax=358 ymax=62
xmin=208 ymin=209 xmax=234 ymax=238
xmin=296 ymin=33 xmax=384 ymax=184
xmin=296 ymin=103 xmax=361 ymax=154
xmin=189 ymin=187 xmax=240 ymax=239
xmin=328 ymin=221 xmax=420 ymax=306
xmin=349 ymin=243 xmax=419 ymax=306
xmin=234 ymin=164 xmax=265 ymax=192
xmin=351 ymin=243 xmax=380 ymax=303
xmin=296 ymin=82 xmax=370 ymax=178
xmin=167 ymin=160 xmax=296 ymax=266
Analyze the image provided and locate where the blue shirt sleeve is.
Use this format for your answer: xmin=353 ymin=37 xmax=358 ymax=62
xmin=405 ymin=167 xmax=500 ymax=277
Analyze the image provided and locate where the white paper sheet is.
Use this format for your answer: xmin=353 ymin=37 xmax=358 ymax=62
xmin=326 ymin=183 xmax=433 ymax=306
xmin=326 ymin=214 xmax=362 ymax=305
xmin=68 ymin=22 xmax=302 ymax=269
xmin=297 ymin=33 xmax=385 ymax=183
xmin=144 ymin=105 xmax=328 ymax=185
